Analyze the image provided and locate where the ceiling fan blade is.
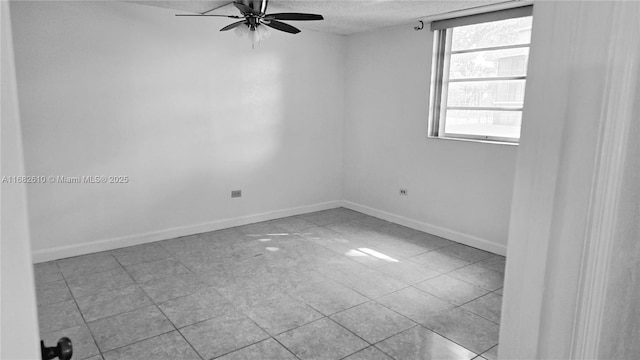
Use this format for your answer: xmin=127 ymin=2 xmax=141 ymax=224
xmin=220 ymin=20 xmax=247 ymax=31
xmin=175 ymin=14 xmax=242 ymax=18
xmin=201 ymin=1 xmax=235 ymax=15
xmin=265 ymin=13 xmax=323 ymax=21
xmin=234 ymin=2 xmax=259 ymax=15
xmin=264 ymin=20 xmax=301 ymax=34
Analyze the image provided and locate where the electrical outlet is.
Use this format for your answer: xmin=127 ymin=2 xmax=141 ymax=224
xmin=400 ymin=189 xmax=408 ymax=196
xmin=231 ymin=190 xmax=242 ymax=198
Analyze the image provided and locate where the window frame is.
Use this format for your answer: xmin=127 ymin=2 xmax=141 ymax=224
xmin=428 ymin=6 xmax=533 ymax=144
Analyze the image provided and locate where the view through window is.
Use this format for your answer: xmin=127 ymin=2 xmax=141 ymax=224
xmin=429 ymin=7 xmax=533 ymax=143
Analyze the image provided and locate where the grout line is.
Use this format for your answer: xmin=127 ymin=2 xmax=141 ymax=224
xmin=419 ymin=322 xmax=489 ymax=359
xmin=59 ymin=272 xmax=105 ymax=360
xmin=324 ymin=316 xmax=374 ymax=348
xmin=151 ymin=305 xmax=204 ymax=360
xmin=99 ymin=328 xmax=177 ymax=356
xmin=115 ymin=254 xmax=205 ymax=360
xmin=270 ymin=336 xmax=304 ymax=360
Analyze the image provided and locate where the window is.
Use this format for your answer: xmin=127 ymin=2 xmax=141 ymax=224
xmin=428 ymin=6 xmax=533 ymax=143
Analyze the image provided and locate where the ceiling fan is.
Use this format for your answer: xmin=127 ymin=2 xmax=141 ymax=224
xmin=176 ymin=0 xmax=324 ymax=46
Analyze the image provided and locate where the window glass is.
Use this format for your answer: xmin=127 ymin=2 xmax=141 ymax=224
xmin=444 ymin=110 xmax=522 ymax=139
xmin=447 ymin=80 xmax=526 ymax=108
xmin=428 ymin=7 xmax=532 ymax=143
xmin=449 ymin=48 xmax=529 ymax=79
xmin=451 ymin=17 xmax=533 ymax=51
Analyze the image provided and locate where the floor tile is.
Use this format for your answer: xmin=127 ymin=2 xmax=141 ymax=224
xmin=36 ymin=279 xmax=73 ymax=307
xmin=362 ymin=238 xmax=431 ymax=259
xmin=276 ymin=318 xmax=368 ymax=360
xmin=325 ymin=222 xmax=373 ymax=236
xmin=180 ymin=312 xmax=269 ymax=359
xmin=138 ymin=272 xmax=207 ymax=303
xmin=409 ymin=250 xmax=471 ymax=273
xmin=158 ymin=287 xmax=236 ymax=328
xmin=376 ymin=326 xmax=476 ymax=360
xmin=111 ymin=243 xmax=171 ymax=266
xmin=415 ymin=274 xmax=489 ymax=305
xmin=476 ymin=255 xmax=506 ymax=273
xmin=376 ymin=287 xmax=454 ymax=324
xmin=379 ymin=224 xmax=424 ymax=239
xmin=125 ymin=258 xmax=190 ymax=283
xmin=38 ymin=300 xmax=84 ymax=334
xmin=301 ymin=208 xmax=359 ymax=226
xmin=102 ymin=331 xmax=199 ymax=360
xmin=294 ymin=224 xmax=338 ymax=239
xmin=217 ymin=338 xmax=297 ymax=360
xmin=408 ymin=233 xmax=457 ymax=252
xmin=449 ymin=264 xmax=504 ymax=291
xmin=203 ymin=266 xmax=287 ymax=294
xmin=66 ymin=267 xmax=134 ymax=298
xmin=57 ymin=253 xmax=120 ymax=277
xmin=280 ymin=243 xmax=353 ymax=272
xmin=437 ymin=244 xmax=494 ymax=263
xmin=422 ymin=307 xmax=500 ymax=354
xmin=373 ymin=260 xmax=441 ymax=284
xmin=290 ymin=277 xmax=368 ymax=316
xmin=299 ymin=210 xmax=342 ymax=226
xmin=245 ymin=233 xmax=310 ymax=252
xmin=296 ymin=226 xmax=358 ymax=252
xmin=462 ymin=293 xmax=502 ymax=323
xmin=34 ymin=212 xmax=507 ymax=360
xmin=270 ymin=216 xmax=316 ymax=232
xmin=209 ymin=227 xmax=250 ymax=244
xmin=237 ymin=221 xmax=287 ymax=236
xmin=343 ymin=346 xmax=393 ymax=360
xmin=323 ymin=265 xmax=408 ymax=299
xmin=34 ymin=261 xmax=63 ymax=284
xmin=348 ymin=216 xmax=391 ymax=229
xmin=343 ymin=247 xmax=398 ymax=267
xmin=41 ymin=324 xmax=99 ymax=360
xmin=157 ymin=234 xmax=211 ymax=255
xmin=76 ymin=285 xmax=152 ymax=322
xmin=331 ymin=207 xmax=368 ymax=220
xmin=88 ymin=305 xmax=174 ymax=352
xmin=235 ymin=292 xmax=324 ymax=335
xmin=330 ymin=301 xmax=415 ymax=344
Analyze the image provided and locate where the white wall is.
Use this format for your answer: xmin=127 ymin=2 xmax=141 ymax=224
xmin=343 ymin=25 xmax=517 ymax=255
xmin=1 ymin=1 xmax=41 ymax=357
xmin=10 ymin=1 xmax=346 ymax=261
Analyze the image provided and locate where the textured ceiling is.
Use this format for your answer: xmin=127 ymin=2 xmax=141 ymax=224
xmin=128 ymin=0 xmax=514 ymax=35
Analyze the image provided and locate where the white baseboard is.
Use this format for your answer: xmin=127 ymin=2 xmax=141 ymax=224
xmin=33 ymin=199 xmax=506 ymax=262
xmin=342 ymin=200 xmax=507 ymax=256
xmin=32 ymin=200 xmax=342 ymax=263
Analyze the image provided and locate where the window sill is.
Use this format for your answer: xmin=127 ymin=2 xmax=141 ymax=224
xmin=427 ymin=135 xmax=519 ymax=146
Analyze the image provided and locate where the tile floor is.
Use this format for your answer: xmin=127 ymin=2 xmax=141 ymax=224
xmin=34 ymin=207 xmax=505 ymax=360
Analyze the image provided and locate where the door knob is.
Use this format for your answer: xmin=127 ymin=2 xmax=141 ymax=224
xmin=41 ymin=337 xmax=73 ymax=360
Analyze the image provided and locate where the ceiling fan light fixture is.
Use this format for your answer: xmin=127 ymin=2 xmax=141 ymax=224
xmin=234 ymin=23 xmax=270 ymax=48
xmin=257 ymin=25 xmax=271 ymax=40
xmin=249 ymin=25 xmax=270 ymax=48
xmin=234 ymin=23 xmax=250 ymax=38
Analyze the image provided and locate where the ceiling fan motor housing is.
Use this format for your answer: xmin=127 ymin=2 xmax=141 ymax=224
xmin=240 ymin=0 xmax=268 ymax=15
